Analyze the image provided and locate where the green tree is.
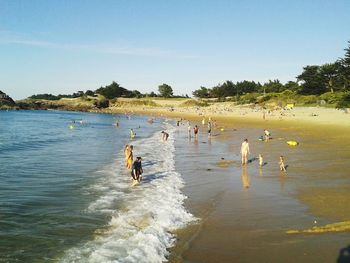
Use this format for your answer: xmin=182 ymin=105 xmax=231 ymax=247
xmin=192 ymin=86 xmax=210 ymax=98
xmin=297 ymin=65 xmax=326 ymax=94
xmin=339 ymin=40 xmax=350 ymax=90
xmin=262 ymin=79 xmax=284 ymax=93
xmin=95 ymin=81 xmax=130 ymax=99
xmin=320 ymin=62 xmax=341 ymax=93
xmin=158 ymin=84 xmax=173 ymax=98
xmin=283 ymin=81 xmax=300 ymax=92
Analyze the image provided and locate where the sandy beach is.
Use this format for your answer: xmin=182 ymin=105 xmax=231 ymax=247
xmin=106 ymin=99 xmax=350 ymax=129
xmin=165 ymin=116 xmax=350 ymax=263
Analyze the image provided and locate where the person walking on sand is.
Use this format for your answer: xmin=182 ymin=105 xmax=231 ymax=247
xmin=279 ymin=156 xmax=286 ymax=172
xmin=240 ymin=139 xmax=250 ymax=165
xmin=126 ymin=145 xmax=134 ymax=169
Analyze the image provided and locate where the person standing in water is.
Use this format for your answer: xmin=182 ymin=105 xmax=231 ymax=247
xmin=264 ymin=129 xmax=270 ymax=141
xmin=124 ymin=145 xmax=130 ymax=167
xmin=126 ymin=145 xmax=133 ymax=169
xmin=207 ymin=121 xmax=212 ymax=137
xmin=130 ymin=129 xmax=136 ymax=139
xmin=187 ymin=122 xmax=192 ymax=138
xmin=240 ymin=139 xmax=250 ymax=165
xmin=161 ymin=131 xmax=169 ymax=141
xmin=131 ymin=157 xmax=143 ymax=182
xmin=279 ymin=156 xmax=286 ymax=172
xmin=193 ymin=125 xmax=199 ymax=139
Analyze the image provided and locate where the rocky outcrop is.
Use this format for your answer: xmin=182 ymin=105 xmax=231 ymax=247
xmin=0 ymin=91 xmax=17 ymax=109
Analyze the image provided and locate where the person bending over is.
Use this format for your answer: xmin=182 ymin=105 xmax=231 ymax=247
xmin=131 ymin=157 xmax=143 ymax=182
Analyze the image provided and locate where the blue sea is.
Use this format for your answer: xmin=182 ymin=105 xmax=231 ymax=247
xmin=0 ymin=110 xmax=195 ymax=262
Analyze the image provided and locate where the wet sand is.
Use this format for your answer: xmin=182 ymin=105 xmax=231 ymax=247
xmin=170 ymin=119 xmax=350 ymax=263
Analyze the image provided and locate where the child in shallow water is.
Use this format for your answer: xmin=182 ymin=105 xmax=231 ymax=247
xmin=279 ymin=156 xmax=286 ymax=172
xmin=259 ymin=154 xmax=263 ymax=167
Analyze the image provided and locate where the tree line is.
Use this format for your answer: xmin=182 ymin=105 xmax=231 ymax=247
xmin=29 ymin=83 xmax=184 ymax=100
xmin=193 ymin=40 xmax=350 ymax=98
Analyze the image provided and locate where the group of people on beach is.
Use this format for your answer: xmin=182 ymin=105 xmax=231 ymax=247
xmin=187 ymin=120 xmax=213 ymax=139
xmin=240 ymin=137 xmax=286 ymax=172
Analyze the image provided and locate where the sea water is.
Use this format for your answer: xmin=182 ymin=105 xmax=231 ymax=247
xmin=0 ymin=110 xmax=195 ymax=262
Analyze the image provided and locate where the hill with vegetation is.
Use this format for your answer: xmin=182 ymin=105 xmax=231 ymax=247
xmin=0 ymin=90 xmax=17 ymax=110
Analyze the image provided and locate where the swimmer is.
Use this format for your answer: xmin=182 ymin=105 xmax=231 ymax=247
xmin=131 ymin=157 xmax=143 ymax=182
xmin=240 ymin=139 xmax=250 ymax=165
xmin=161 ymin=131 xmax=169 ymax=141
xmin=279 ymin=155 xmax=286 ymax=172
xmin=259 ymin=154 xmax=263 ymax=167
xmin=115 ymin=120 xmax=120 ymax=127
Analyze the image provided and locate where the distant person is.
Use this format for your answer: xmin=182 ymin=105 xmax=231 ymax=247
xmin=130 ymin=129 xmax=136 ymax=139
xmin=127 ymin=145 xmax=134 ymax=169
xmin=131 ymin=157 xmax=143 ymax=182
xmin=240 ymin=139 xmax=250 ymax=165
xmin=259 ymin=154 xmax=264 ymax=167
xmin=193 ymin=125 xmax=199 ymax=138
xmin=202 ymin=118 xmax=205 ymax=125
xmin=161 ymin=131 xmax=169 ymax=141
xmin=115 ymin=120 xmax=120 ymax=127
xmin=207 ymin=121 xmax=212 ymax=137
xmin=188 ymin=122 xmax=192 ymax=138
xmin=264 ymin=129 xmax=270 ymax=141
xmin=176 ymin=120 xmax=180 ymax=127
xmin=279 ymin=156 xmax=286 ymax=172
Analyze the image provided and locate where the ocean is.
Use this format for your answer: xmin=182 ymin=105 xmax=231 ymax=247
xmin=0 ymin=110 xmax=195 ymax=262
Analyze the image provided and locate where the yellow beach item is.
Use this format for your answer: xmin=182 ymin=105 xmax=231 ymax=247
xmin=286 ymin=103 xmax=294 ymax=109
xmin=287 ymin=141 xmax=298 ymax=146
xmin=69 ymin=125 xmax=75 ymax=129
xmin=220 ymin=128 xmax=225 ymax=132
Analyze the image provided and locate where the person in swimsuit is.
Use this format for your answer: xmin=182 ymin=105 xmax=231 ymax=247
xmin=127 ymin=145 xmax=133 ymax=169
xmin=131 ymin=157 xmax=143 ymax=182
xmin=193 ymin=125 xmax=199 ymax=138
xmin=240 ymin=139 xmax=250 ymax=165
xmin=207 ymin=121 xmax=212 ymax=137
xmin=161 ymin=131 xmax=169 ymax=141
xmin=264 ymin=129 xmax=270 ymax=141
xmin=279 ymin=156 xmax=286 ymax=172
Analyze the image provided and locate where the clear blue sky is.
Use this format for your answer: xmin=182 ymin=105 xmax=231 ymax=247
xmin=1 ymin=0 xmax=349 ymax=99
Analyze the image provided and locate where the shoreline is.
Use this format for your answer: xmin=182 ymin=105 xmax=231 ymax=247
xmin=169 ymin=114 xmax=350 ymax=263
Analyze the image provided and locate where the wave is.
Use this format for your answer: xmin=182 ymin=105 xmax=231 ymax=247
xmin=60 ymin=123 xmax=196 ymax=263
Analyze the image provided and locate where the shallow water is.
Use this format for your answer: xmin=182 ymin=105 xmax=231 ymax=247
xmin=0 ymin=110 xmax=195 ymax=262
xmin=171 ymin=121 xmax=350 ymax=263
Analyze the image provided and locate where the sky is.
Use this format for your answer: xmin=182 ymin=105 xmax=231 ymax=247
xmin=0 ymin=0 xmax=350 ymax=100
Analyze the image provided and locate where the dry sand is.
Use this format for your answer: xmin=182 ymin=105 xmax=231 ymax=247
xmin=106 ymin=99 xmax=350 ymax=129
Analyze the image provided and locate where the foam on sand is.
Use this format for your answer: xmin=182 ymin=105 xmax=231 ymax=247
xmin=60 ymin=123 xmax=196 ymax=263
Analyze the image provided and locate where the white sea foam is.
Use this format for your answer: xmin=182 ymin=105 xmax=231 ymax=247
xmin=60 ymin=123 xmax=196 ymax=263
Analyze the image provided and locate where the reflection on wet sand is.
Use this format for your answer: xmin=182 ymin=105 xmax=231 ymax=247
xmin=241 ymin=166 xmax=250 ymax=189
